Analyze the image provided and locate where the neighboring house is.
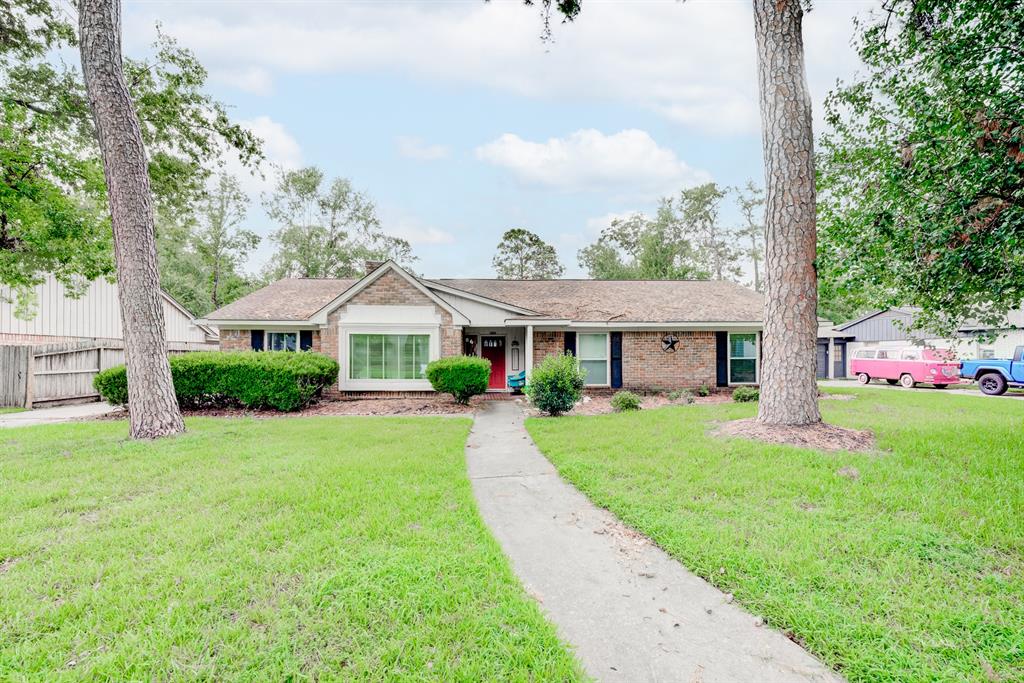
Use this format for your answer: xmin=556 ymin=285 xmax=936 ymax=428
xmin=825 ymin=306 xmax=1024 ymax=376
xmin=816 ymin=317 xmax=853 ymax=380
xmin=0 ymin=273 xmax=217 ymax=349
xmin=199 ymin=260 xmax=764 ymax=395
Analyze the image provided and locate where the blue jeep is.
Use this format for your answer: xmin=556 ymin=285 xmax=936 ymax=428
xmin=959 ymin=345 xmax=1024 ymax=395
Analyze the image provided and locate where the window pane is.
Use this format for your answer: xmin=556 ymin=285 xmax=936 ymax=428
xmin=368 ymin=335 xmax=384 ymax=378
xmin=415 ymin=335 xmax=429 ymax=379
xmin=400 ymin=335 xmax=416 ymax=379
xmin=384 ymin=335 xmax=401 ymax=379
xmin=269 ymin=332 xmax=297 ymax=351
xmin=350 ymin=335 xmax=368 ymax=379
xmin=730 ymin=358 xmax=756 ymax=383
xmin=581 ymin=360 xmax=607 ymax=385
xmin=730 ymin=333 xmax=756 ymax=359
xmin=578 ymin=333 xmax=607 ymax=359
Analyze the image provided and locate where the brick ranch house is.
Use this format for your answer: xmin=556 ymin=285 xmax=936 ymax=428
xmin=199 ymin=260 xmax=764 ymax=396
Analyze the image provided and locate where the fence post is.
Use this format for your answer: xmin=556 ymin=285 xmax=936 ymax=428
xmin=25 ymin=349 xmax=35 ymax=410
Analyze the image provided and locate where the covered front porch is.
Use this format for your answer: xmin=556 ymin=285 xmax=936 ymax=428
xmin=462 ymin=326 xmax=528 ymax=392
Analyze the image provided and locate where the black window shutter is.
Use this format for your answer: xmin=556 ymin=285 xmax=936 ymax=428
xmin=715 ymin=331 xmax=728 ymax=387
xmin=300 ymin=330 xmax=313 ymax=351
xmin=250 ymin=330 xmax=264 ymax=351
xmin=563 ymin=331 xmax=576 ymax=356
xmin=610 ymin=332 xmax=623 ymax=388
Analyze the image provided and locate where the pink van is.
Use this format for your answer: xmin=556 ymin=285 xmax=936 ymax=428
xmin=850 ymin=347 xmax=960 ymax=388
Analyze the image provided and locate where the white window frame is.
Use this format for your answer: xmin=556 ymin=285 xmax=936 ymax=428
xmin=727 ymin=332 xmax=759 ymax=385
xmin=339 ymin=324 xmax=439 ymax=391
xmin=577 ymin=332 xmax=610 ymax=387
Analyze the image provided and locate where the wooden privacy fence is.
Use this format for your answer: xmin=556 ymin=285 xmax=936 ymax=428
xmin=0 ymin=341 xmax=194 ymax=408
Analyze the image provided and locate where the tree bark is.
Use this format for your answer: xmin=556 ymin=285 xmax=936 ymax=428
xmin=79 ymin=0 xmax=185 ymax=438
xmin=752 ymin=0 xmax=821 ymax=425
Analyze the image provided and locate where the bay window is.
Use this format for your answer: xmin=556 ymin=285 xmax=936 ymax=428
xmin=729 ymin=333 xmax=757 ymax=384
xmin=349 ymin=333 xmax=430 ymax=380
xmin=578 ymin=333 xmax=609 ymax=386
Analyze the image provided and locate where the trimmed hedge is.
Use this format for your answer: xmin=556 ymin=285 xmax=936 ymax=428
xmin=526 ymin=352 xmax=584 ymax=416
xmin=426 ymin=355 xmax=491 ymax=404
xmin=610 ymin=390 xmax=642 ymax=412
xmin=93 ymin=351 xmax=339 ymax=412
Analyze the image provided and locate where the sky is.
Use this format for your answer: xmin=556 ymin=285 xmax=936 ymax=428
xmin=122 ymin=0 xmax=881 ymax=280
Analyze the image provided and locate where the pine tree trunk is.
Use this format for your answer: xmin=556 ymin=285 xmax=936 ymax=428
xmin=752 ymin=0 xmax=821 ymax=425
xmin=79 ymin=0 xmax=185 ymax=439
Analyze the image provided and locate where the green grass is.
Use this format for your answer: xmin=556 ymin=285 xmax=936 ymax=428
xmin=527 ymin=389 xmax=1024 ymax=682
xmin=0 ymin=407 xmax=25 ymax=414
xmin=0 ymin=417 xmax=581 ymax=681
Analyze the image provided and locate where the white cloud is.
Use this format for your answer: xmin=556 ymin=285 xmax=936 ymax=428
xmin=123 ymin=1 xmax=876 ymax=135
xmin=395 ymin=136 xmax=450 ymax=161
xmin=378 ymin=208 xmax=455 ymax=246
xmin=476 ymin=129 xmax=709 ymax=196
xmin=222 ymin=116 xmax=304 ymax=196
xmin=213 ymin=67 xmax=274 ymax=96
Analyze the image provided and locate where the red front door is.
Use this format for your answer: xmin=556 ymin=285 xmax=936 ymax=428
xmin=481 ymin=336 xmax=506 ymax=390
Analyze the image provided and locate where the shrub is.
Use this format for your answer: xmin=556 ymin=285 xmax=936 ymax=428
xmin=697 ymin=383 xmax=711 ymax=397
xmin=426 ymin=356 xmax=491 ymax=404
xmin=732 ymin=386 xmax=760 ymax=403
xmin=93 ymin=351 xmax=339 ymax=412
xmin=610 ymin=390 xmax=642 ymax=412
xmin=525 ymin=352 xmax=585 ymax=416
xmin=668 ymin=389 xmax=694 ymax=404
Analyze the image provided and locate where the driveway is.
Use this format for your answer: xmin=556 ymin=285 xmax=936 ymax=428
xmin=466 ymin=400 xmax=841 ymax=683
xmin=819 ymin=379 xmax=1024 ymax=399
xmin=0 ymin=401 xmax=118 ymax=428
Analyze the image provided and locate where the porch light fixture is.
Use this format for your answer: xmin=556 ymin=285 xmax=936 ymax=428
xmin=511 ymin=340 xmax=520 ymax=370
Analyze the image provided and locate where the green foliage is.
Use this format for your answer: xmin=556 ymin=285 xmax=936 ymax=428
xmin=157 ymin=174 xmax=260 ymax=316
xmin=527 ymin=389 xmax=1024 ymax=682
xmin=0 ymin=417 xmax=582 ymax=679
xmin=818 ymin=0 xmax=1024 ymax=338
xmin=426 ymin=356 xmax=491 ymax=404
xmin=492 ymin=228 xmax=564 ymax=279
xmin=732 ymin=386 xmax=759 ymax=403
xmin=525 ymin=352 xmax=585 ymax=416
xmin=577 ymin=182 xmax=755 ymax=283
xmin=668 ymin=389 xmax=694 ymax=404
xmin=94 ymin=352 xmax=338 ymax=411
xmin=262 ymin=167 xmax=415 ymax=280
xmin=734 ymin=180 xmax=765 ymax=292
xmin=697 ymin=383 xmax=711 ymax=397
xmin=0 ymin=1 xmax=261 ymax=303
xmin=610 ymin=390 xmax=642 ymax=412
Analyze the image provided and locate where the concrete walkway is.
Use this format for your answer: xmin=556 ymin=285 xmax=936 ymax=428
xmin=466 ymin=401 xmax=842 ymax=683
xmin=0 ymin=401 xmax=118 ymax=429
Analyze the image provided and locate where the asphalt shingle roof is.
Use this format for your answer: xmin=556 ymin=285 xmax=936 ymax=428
xmin=204 ymin=275 xmax=764 ymax=324
xmin=432 ymin=278 xmax=763 ymax=323
xmin=204 ymin=278 xmax=358 ymax=321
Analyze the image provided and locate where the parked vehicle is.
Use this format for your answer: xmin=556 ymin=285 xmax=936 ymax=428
xmin=959 ymin=345 xmax=1024 ymax=395
xmin=850 ymin=347 xmax=960 ymax=388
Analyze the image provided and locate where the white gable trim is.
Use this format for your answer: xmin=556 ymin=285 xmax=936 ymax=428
xmin=423 ymin=281 xmax=537 ymax=316
xmin=309 ymin=260 xmax=470 ymax=326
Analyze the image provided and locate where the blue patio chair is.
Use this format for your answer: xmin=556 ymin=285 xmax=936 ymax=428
xmin=507 ymin=370 xmax=527 ymax=394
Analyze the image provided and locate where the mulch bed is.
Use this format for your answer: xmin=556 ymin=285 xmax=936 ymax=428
xmin=714 ymin=418 xmax=875 ymax=452
xmin=90 ymin=397 xmax=478 ymax=421
xmin=525 ymin=392 xmax=731 ymax=417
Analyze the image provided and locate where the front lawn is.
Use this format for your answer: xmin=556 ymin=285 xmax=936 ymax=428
xmin=527 ymin=390 xmax=1024 ymax=682
xmin=0 ymin=407 xmax=25 ymax=414
xmin=0 ymin=417 xmax=581 ymax=680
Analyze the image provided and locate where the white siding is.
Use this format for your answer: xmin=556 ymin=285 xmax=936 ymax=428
xmin=431 ymin=291 xmax=519 ymax=327
xmin=0 ymin=274 xmax=211 ymax=344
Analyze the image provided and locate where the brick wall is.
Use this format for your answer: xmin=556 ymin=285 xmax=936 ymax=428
xmin=347 ymin=271 xmax=435 ymax=307
xmin=218 ymin=329 xmax=321 ymax=353
xmin=532 ymin=331 xmax=565 ymax=364
xmin=621 ymin=330 xmax=716 ymax=391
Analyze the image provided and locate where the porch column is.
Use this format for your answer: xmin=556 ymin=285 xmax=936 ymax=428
xmin=828 ymin=336 xmax=836 ymax=379
xmin=525 ymin=325 xmax=534 ymax=379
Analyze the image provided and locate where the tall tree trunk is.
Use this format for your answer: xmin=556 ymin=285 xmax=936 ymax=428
xmin=79 ymin=0 xmax=185 ymax=439
xmin=752 ymin=0 xmax=821 ymax=425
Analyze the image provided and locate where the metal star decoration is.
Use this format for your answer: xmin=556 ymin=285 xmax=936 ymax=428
xmin=662 ymin=334 xmax=679 ymax=353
